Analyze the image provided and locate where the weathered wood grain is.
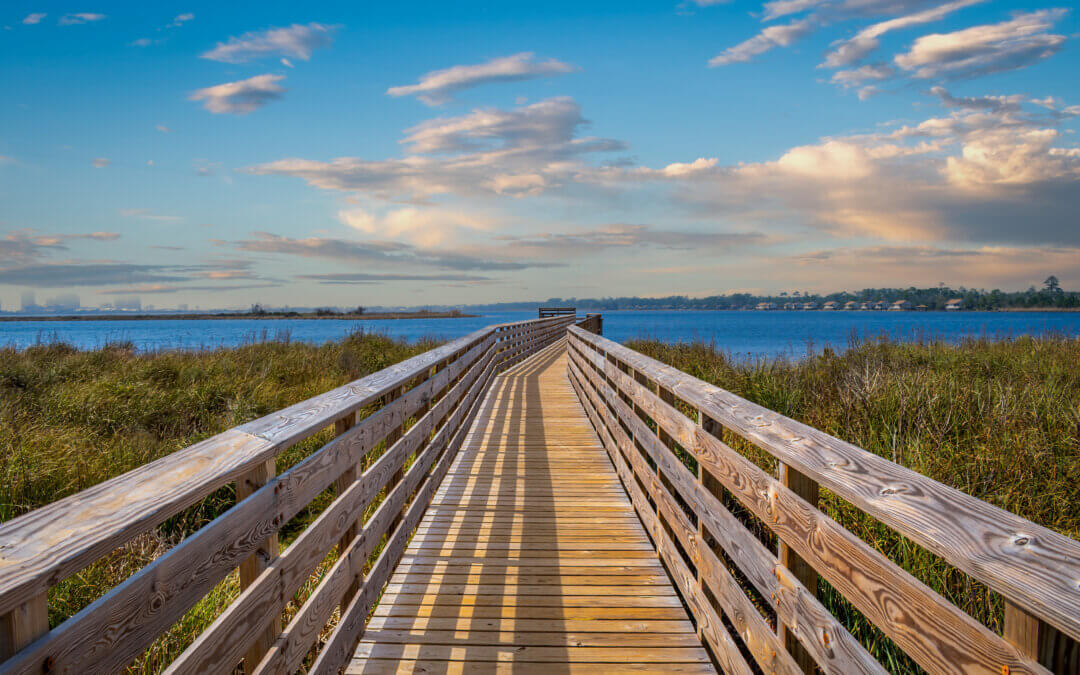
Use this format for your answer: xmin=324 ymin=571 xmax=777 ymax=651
xmin=309 ymin=348 xmax=494 ymax=675
xmin=236 ymin=459 xmax=280 ymax=672
xmin=568 ymin=345 xmax=884 ymax=674
xmin=251 ymin=348 xmax=499 ymax=675
xmin=570 ymin=326 xmax=1080 ymax=646
xmin=570 ymin=358 xmax=802 ymax=675
xmin=571 ymin=330 xmax=1055 ymax=675
xmin=0 ymin=594 xmax=47 ymax=661
xmin=0 ymin=335 xmax=500 ymax=674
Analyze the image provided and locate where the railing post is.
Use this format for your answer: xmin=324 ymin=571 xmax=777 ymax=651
xmin=0 ymin=593 xmax=48 ymax=661
xmin=1005 ymin=599 xmax=1077 ymax=670
xmin=384 ymin=385 xmax=408 ymax=533
xmin=778 ymin=462 xmax=819 ymax=674
xmin=334 ymin=411 xmax=361 ymax=606
xmin=237 ymin=458 xmax=280 ymax=671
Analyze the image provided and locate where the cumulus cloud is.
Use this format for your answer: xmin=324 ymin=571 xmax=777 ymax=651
xmin=387 ymin=53 xmax=578 ymax=105
xmin=338 ymin=206 xmax=492 ymax=247
xmin=58 ymin=13 xmax=105 ymax=26
xmin=200 ymin=23 xmax=336 ymax=63
xmin=189 ymin=74 xmax=285 ymax=114
xmin=709 ymin=18 xmax=816 ymax=66
xmin=22 ymin=13 xmax=46 ymax=25
xmin=247 ymin=97 xmax=624 ymax=200
xmin=894 ymin=9 xmax=1068 ymax=79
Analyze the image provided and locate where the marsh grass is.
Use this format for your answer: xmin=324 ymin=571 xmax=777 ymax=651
xmin=0 ymin=330 xmax=439 ymax=672
xmin=628 ymin=333 xmax=1080 ymax=672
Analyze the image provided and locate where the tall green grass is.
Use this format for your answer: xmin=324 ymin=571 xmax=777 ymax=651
xmin=628 ymin=334 xmax=1080 ymax=672
xmin=0 ymin=331 xmax=439 ymax=672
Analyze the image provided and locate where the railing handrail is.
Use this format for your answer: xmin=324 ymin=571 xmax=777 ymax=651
xmin=0 ymin=313 xmax=576 ymax=673
xmin=567 ymin=325 xmax=1079 ymax=673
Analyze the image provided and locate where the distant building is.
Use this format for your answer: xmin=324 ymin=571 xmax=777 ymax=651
xmin=783 ymin=302 xmax=797 ymax=310
xmin=802 ymin=301 xmax=817 ymax=310
xmin=859 ymin=302 xmax=873 ymax=310
xmin=756 ymin=302 xmax=777 ymax=310
xmin=874 ymin=300 xmax=889 ymax=311
xmin=915 ymin=304 xmax=928 ymax=311
xmin=945 ymin=298 xmax=963 ymax=311
xmin=889 ymin=299 xmax=913 ymax=311
xmin=844 ymin=301 xmax=859 ymax=310
xmin=822 ymin=301 xmax=839 ymax=310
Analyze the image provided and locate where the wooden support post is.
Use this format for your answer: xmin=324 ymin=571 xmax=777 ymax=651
xmin=0 ymin=593 xmax=48 ymax=661
xmin=334 ymin=411 xmax=361 ymax=607
xmin=237 ymin=458 xmax=280 ymax=671
xmin=778 ymin=462 xmax=819 ymax=674
xmin=384 ymin=385 xmax=408 ymax=533
xmin=1005 ymin=599 xmax=1079 ymax=672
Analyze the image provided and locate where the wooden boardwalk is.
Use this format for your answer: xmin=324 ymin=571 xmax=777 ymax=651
xmin=348 ymin=340 xmax=714 ymax=674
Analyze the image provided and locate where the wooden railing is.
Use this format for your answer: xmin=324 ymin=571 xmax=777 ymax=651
xmin=567 ymin=326 xmax=1080 ymax=675
xmin=0 ymin=315 xmax=575 ymax=674
xmin=538 ymin=306 xmax=576 ymax=318
xmin=575 ymin=312 xmax=603 ymax=335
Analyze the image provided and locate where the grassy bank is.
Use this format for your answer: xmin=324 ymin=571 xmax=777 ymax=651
xmin=0 ymin=331 xmax=439 ymax=671
xmin=628 ymin=334 xmax=1080 ymax=671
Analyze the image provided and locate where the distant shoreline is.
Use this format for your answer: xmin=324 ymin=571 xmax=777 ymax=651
xmin=0 ymin=310 xmax=478 ymax=323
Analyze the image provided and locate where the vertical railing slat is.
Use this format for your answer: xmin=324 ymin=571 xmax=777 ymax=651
xmin=237 ymin=458 xmax=280 ymax=671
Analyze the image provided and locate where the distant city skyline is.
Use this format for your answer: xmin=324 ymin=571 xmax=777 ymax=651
xmin=2 ymin=1 xmax=1078 ymax=308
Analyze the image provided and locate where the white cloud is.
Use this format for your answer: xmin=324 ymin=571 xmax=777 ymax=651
xmin=22 ymin=13 xmax=46 ymax=25
xmin=131 ymin=38 xmax=155 ymax=47
xmin=387 ymin=53 xmax=578 ymax=106
xmin=762 ymin=0 xmax=827 ymax=21
xmin=339 ymin=206 xmax=493 ymax=246
xmin=58 ymin=13 xmax=105 ymax=26
xmin=928 ymin=85 xmax=1024 ymax=113
xmin=200 ymin=23 xmax=336 ymax=63
xmin=822 ymin=0 xmax=984 ymax=68
xmin=830 ymin=63 xmax=894 ymax=88
xmin=156 ymin=124 xmax=171 ymax=133
xmin=709 ymin=18 xmax=816 ymax=66
xmin=247 ymin=97 xmax=624 ymax=200
xmin=189 ymin=74 xmax=286 ymax=114
xmin=894 ymin=9 xmax=1068 ymax=79
xmin=91 ymin=157 xmax=110 ymax=168
xmin=169 ymin=13 xmax=194 ymax=28
xmin=944 ymin=128 xmax=1080 ymax=189
xmin=281 ymin=58 xmax=293 ymax=68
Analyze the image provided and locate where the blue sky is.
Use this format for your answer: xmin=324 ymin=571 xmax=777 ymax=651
xmin=1 ymin=0 xmax=1078 ymax=309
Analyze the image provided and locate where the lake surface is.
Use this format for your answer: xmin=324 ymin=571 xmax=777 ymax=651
xmin=2 ymin=310 xmax=1078 ymax=360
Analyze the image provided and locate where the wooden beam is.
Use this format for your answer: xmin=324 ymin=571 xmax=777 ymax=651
xmin=237 ymin=458 xmax=280 ymax=672
xmin=334 ymin=411 xmax=361 ymax=608
xmin=0 ymin=593 xmax=48 ymax=661
xmin=778 ymin=462 xmax=819 ymax=675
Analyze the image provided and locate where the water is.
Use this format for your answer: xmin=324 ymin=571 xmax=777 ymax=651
xmin=2 ymin=310 xmax=1078 ymax=360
